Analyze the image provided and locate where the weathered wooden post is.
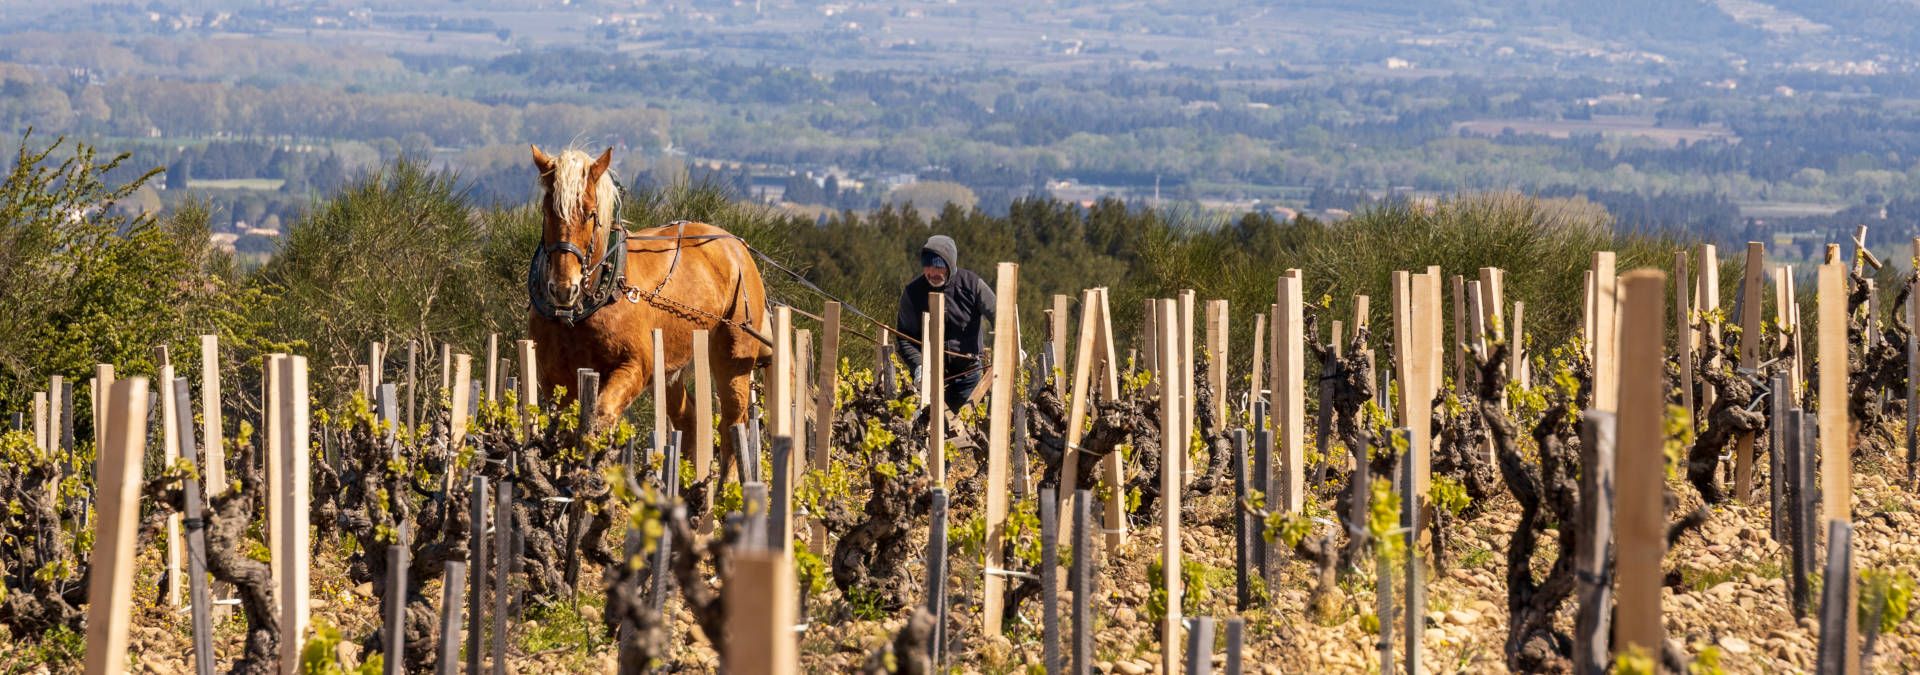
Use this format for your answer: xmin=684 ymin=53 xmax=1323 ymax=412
xmin=1450 ymin=274 xmax=1468 ymax=387
xmin=492 ymin=479 xmax=513 ymax=675
xmin=652 ymin=328 xmax=669 ymax=458
xmin=1613 ymin=269 xmax=1665 ymax=663
xmin=1071 ymin=489 xmax=1093 ymax=675
xmin=1052 ymin=294 xmax=1071 ymax=394
xmin=1734 ymin=242 xmax=1765 ymax=501
xmin=1478 ymin=267 xmax=1505 ymax=341
xmin=1159 ymin=298 xmax=1185 ymax=675
xmin=792 ymin=329 xmax=811 ymax=501
xmin=1232 ymin=429 xmax=1253 ymax=611
xmin=171 ymin=379 xmax=215 ymax=675
xmin=984 ymin=262 xmax=1019 ymax=636
xmin=1224 ymin=618 xmax=1244 ymax=675
xmin=263 ymin=354 xmax=285 ymax=591
xmin=405 ymin=341 xmax=419 ymax=435
xmin=1186 ymin=616 xmax=1214 ymax=675
xmin=279 ymin=356 xmax=312 ymax=673
xmin=926 ymin=488 xmax=952 ymax=667
xmin=384 ymin=535 xmax=409 ymax=675
xmin=1401 ymin=429 xmax=1423 ymax=675
xmin=1675 ymin=251 xmax=1696 ymax=433
xmin=31 ymin=390 xmax=46 ymax=452
xmin=82 ymin=378 xmax=146 ymax=675
xmin=437 ymin=560 xmax=466 ymax=675
xmin=1910 ymin=241 xmax=1919 ymax=486
xmin=1771 ymin=372 xmax=1789 ymax=543
xmin=369 ymin=341 xmax=386 ymax=402
xmin=1574 ymin=411 xmax=1616 ymax=675
xmin=1040 ymin=485 xmax=1061 ymax=675
xmin=649 ymin=433 xmax=683 ymax=612
xmin=1816 ymin=519 xmax=1858 ymax=675
xmin=1784 ymin=410 xmax=1812 ymax=618
xmin=468 ymin=475 xmax=488 ymax=675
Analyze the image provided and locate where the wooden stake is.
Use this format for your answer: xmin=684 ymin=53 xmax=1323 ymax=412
xmin=1092 ymin=288 xmax=1127 ymax=549
xmin=1450 ymin=275 xmax=1467 ymax=387
xmin=485 ymin=334 xmax=499 ymax=403
xmin=693 ymin=329 xmax=716 ymax=499
xmin=1818 ymin=262 xmax=1851 ymax=523
xmin=1478 ymin=267 xmax=1505 ymax=341
xmin=279 ymin=356 xmax=312 ymax=673
xmin=264 ymin=354 xmax=285 ymax=586
xmin=1058 ymin=289 xmax=1100 ymax=544
xmin=157 ymin=351 xmax=183 ymax=608
xmin=1273 ymin=273 xmax=1305 ymax=512
xmin=201 ymin=338 xmax=228 ymax=491
xmin=1676 ymin=251 xmax=1696 ymax=434
xmin=925 ymin=488 xmax=951 ymax=666
xmin=1910 ymin=245 xmax=1919 ymax=487
xmin=437 ymin=560 xmax=466 ymax=675
xmin=1697 ymin=244 xmax=1722 ymax=414
xmin=451 ymin=354 xmax=472 ymax=450
xmin=1071 ymin=489 xmax=1093 ymax=675
xmin=517 ymin=340 xmax=538 ymax=436
xmin=1816 ymin=519 xmax=1859 ymax=675
xmin=1040 ymin=486 xmax=1061 ymax=675
xmin=813 ymin=302 xmax=841 ymax=507
xmin=468 ymin=475 xmax=488 ymax=675
xmin=1613 ymin=269 xmax=1666 ymax=662
xmin=1574 ymin=411 xmax=1616 ymax=675
xmin=1206 ymin=300 xmax=1229 ymax=435
xmin=1401 ymin=430 xmax=1423 ymax=675
xmin=654 ymin=328 xmax=670 ymax=454
xmin=1511 ymin=301 xmax=1528 ymax=388
xmin=492 ymin=480 xmax=513 ymax=674
xmin=1591 ymin=252 xmax=1620 ymax=413
xmin=983 ymin=263 xmax=1018 ymax=637
xmin=926 ymin=296 xmax=945 ymax=486
xmin=171 ymin=379 xmax=215 ymax=675
xmin=1180 ymin=289 xmax=1196 ymax=483
xmin=1052 ymin=293 xmax=1071 ymax=394
xmin=369 ymin=341 xmax=385 ymax=402
xmin=385 ymin=538 xmax=408 ymax=675
xmin=1249 ymin=312 xmax=1266 ymax=421
xmin=82 ymin=377 xmax=146 ymax=675
xmin=1158 ymin=298 xmax=1184 ymax=675
xmin=1735 ymin=242 xmax=1765 ymax=502
xmin=1186 ymin=616 xmax=1214 ymax=675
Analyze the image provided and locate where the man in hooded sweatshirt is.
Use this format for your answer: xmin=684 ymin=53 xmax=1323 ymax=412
xmin=896 ymin=234 xmax=996 ymax=415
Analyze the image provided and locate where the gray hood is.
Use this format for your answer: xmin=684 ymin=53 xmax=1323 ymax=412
xmin=921 ymin=235 xmax=959 ymax=270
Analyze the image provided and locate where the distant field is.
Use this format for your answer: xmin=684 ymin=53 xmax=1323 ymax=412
xmin=1738 ymin=201 xmax=1845 ymax=218
xmin=1452 ymin=115 xmax=1738 ymax=147
xmin=187 ymin=178 xmax=285 ymax=191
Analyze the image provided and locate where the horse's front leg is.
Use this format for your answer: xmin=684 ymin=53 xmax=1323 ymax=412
xmin=592 ymin=360 xmax=649 ymax=437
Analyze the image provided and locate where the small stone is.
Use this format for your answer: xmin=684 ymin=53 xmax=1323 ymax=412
xmin=1446 ymin=608 xmax=1483 ymax=626
xmin=1095 ymin=661 xmax=1113 ymax=673
xmin=1114 ymin=605 xmax=1138 ymax=626
xmin=354 ymin=582 xmax=374 ymax=597
xmin=1114 ymin=659 xmax=1149 ymax=675
xmin=1718 ymin=636 xmax=1751 ymax=654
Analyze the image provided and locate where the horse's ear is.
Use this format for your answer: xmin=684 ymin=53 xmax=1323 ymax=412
xmin=589 ymin=147 xmax=613 ymax=182
xmin=531 ymin=144 xmax=556 ymax=176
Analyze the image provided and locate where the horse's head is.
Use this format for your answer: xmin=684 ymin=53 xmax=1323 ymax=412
xmin=531 ymin=145 xmax=618 ymax=317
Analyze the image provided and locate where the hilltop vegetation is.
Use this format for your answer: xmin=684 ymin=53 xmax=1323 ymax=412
xmin=2 ymin=135 xmax=1694 ymax=419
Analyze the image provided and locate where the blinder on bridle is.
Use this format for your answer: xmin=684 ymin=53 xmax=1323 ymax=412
xmin=528 ymin=224 xmax=628 ymax=326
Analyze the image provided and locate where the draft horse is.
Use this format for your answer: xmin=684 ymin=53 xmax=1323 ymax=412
xmin=526 ymin=145 xmax=769 ymax=474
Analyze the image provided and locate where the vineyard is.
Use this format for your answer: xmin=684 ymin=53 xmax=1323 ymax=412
xmin=5 ymin=159 xmax=1920 ymax=673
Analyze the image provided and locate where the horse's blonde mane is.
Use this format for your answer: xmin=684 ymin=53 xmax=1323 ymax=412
xmin=546 ymin=148 xmax=620 ymax=249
